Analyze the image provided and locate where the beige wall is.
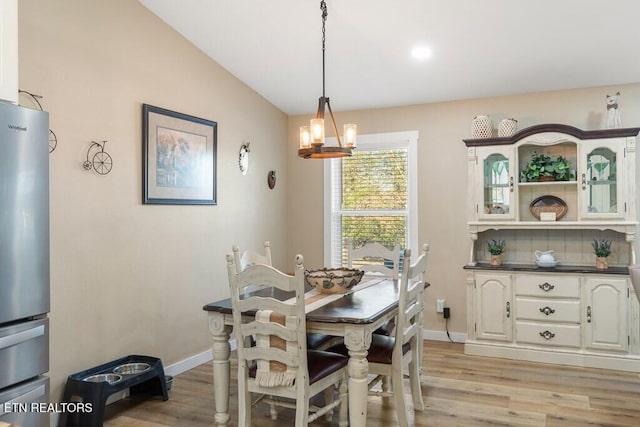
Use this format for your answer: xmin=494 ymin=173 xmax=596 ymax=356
xmin=287 ymin=83 xmax=640 ymax=337
xmin=17 ymin=0 xmax=640 ymax=406
xmin=18 ymin=0 xmax=289 ymax=401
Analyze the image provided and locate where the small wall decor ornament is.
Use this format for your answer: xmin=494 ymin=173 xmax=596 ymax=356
xmin=606 ymin=91 xmax=622 ymax=128
xmin=82 ymin=140 xmax=113 ymax=175
xmin=498 ymin=118 xmax=518 ymax=137
xmin=472 ymin=115 xmax=493 ymax=138
xmin=267 ymin=171 xmax=277 ymax=189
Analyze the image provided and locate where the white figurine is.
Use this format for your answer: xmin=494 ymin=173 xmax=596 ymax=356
xmin=606 ymin=91 xmax=622 ymax=128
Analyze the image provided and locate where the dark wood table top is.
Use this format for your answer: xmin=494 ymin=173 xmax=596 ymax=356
xmin=203 ymin=279 xmax=430 ymax=325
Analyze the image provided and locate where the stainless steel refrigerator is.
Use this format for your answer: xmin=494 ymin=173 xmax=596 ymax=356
xmin=0 ymin=101 xmax=50 ymax=427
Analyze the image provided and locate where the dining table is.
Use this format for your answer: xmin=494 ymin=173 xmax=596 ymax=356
xmin=202 ymin=276 xmax=428 ymax=427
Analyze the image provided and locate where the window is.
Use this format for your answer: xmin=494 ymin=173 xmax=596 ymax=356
xmin=324 ymin=131 xmax=418 ymax=267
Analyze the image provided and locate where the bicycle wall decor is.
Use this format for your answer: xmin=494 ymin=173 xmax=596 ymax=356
xmin=83 ymin=140 xmax=113 ymax=175
xmin=18 ymin=89 xmax=58 ymax=153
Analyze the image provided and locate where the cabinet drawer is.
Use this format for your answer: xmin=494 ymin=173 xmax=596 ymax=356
xmin=516 ymin=321 xmax=581 ymax=348
xmin=515 ymin=274 xmax=580 ymax=298
xmin=516 ymin=298 xmax=581 ymax=323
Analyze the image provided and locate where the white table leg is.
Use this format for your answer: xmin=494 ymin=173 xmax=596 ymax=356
xmin=208 ymin=313 xmax=232 ymax=426
xmin=344 ymin=326 xmax=372 ymax=427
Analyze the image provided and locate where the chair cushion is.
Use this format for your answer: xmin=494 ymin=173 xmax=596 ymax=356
xmin=307 ymin=334 xmax=335 ymax=350
xmin=248 ymin=350 xmax=348 ymax=385
xmin=307 ymin=333 xmax=342 ymax=349
xmin=307 ymin=350 xmax=348 ymax=384
xmin=327 ymin=334 xmax=410 ymax=365
xmin=373 ymin=319 xmax=395 ymax=336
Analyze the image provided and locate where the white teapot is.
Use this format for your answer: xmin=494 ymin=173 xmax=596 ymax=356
xmin=535 ymin=250 xmax=556 ymax=267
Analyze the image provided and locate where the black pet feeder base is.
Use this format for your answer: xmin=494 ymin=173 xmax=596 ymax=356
xmin=58 ymin=355 xmax=169 ymax=427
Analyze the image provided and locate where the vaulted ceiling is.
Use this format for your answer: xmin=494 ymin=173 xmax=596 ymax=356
xmin=138 ymin=0 xmax=640 ymax=115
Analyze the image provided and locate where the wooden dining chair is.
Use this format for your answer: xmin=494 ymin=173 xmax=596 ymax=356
xmin=226 ymin=253 xmax=349 ymax=427
xmin=232 ymin=242 xmax=341 ymax=351
xmin=347 ymin=237 xmax=401 ymax=280
xmin=347 ymin=238 xmax=401 ymax=336
xmin=233 ymin=241 xmax=272 ymax=273
xmin=331 ymin=244 xmax=429 ymax=427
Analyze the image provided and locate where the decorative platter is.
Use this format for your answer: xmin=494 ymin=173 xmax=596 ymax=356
xmin=529 ymin=195 xmax=568 ymax=220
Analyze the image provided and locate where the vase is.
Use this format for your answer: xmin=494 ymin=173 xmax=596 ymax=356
xmin=596 ymin=257 xmax=608 ymax=270
xmin=472 ymin=115 xmax=493 ymax=138
xmin=498 ymin=118 xmax=518 ymax=137
xmin=490 ymin=254 xmax=502 ymax=266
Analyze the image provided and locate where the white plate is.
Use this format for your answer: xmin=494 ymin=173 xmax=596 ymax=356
xmin=536 ymin=260 xmax=557 ymax=268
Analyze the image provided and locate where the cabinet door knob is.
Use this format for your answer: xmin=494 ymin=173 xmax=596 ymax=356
xmin=539 ymin=306 xmax=555 ymax=316
xmin=539 ymin=330 xmax=555 ymax=340
xmin=539 ymin=282 xmax=555 ymax=292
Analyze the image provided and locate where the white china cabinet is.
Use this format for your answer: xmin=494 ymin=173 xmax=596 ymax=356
xmin=463 ymin=124 xmax=640 ymax=372
xmin=0 ymin=0 xmax=18 ymax=104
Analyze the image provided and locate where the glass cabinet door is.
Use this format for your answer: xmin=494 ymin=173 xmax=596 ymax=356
xmin=477 ymin=148 xmax=515 ymax=220
xmin=580 ymin=140 xmax=626 ymax=219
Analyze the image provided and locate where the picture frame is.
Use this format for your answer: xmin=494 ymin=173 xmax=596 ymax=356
xmin=142 ymin=104 xmax=217 ymax=205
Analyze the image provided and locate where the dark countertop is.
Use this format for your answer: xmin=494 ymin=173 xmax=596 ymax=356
xmin=463 ymin=263 xmax=629 ymax=275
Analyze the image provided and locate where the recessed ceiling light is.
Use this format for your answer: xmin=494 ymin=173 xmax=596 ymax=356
xmin=411 ymin=45 xmax=432 ymax=61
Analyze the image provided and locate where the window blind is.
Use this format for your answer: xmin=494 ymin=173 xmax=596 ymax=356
xmin=329 ymin=147 xmax=409 ymax=267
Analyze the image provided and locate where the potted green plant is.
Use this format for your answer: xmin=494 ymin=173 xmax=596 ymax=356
xmin=487 ymin=239 xmax=505 ymax=266
xmin=520 ymin=153 xmax=575 ymax=182
xmin=592 ymin=239 xmax=612 ymax=270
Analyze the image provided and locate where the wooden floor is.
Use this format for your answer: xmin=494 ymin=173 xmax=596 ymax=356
xmin=103 ymin=340 xmax=640 ymax=426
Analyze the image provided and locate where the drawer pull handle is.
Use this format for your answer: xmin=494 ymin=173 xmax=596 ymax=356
xmin=587 ymin=305 xmax=591 ymax=323
xmin=539 ymin=282 xmax=555 ymax=292
xmin=506 ymin=301 xmax=511 ymax=318
xmin=539 ymin=306 xmax=555 ymax=316
xmin=539 ymin=330 xmax=555 ymax=340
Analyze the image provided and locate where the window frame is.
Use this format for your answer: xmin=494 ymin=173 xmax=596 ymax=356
xmin=323 ymin=130 xmax=419 ymax=267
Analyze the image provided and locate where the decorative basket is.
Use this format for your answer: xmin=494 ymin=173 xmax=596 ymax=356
xmin=304 ymin=268 xmax=364 ymax=294
xmin=472 ymin=115 xmax=493 ymax=138
xmin=498 ymin=118 xmax=518 ymax=137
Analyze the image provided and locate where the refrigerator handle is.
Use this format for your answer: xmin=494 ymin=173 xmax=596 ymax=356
xmin=0 ymin=384 xmax=46 ymax=416
xmin=0 ymin=325 xmax=45 ymax=350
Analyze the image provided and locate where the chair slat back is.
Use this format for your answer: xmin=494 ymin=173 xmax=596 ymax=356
xmin=396 ymin=244 xmax=429 ymax=353
xmin=233 ymin=241 xmax=273 ymax=273
xmin=347 ymin=238 xmax=400 ymax=280
xmin=226 ymin=253 xmax=308 ymax=387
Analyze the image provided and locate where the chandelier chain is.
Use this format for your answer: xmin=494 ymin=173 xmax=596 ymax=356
xmin=320 ymin=0 xmax=327 ymax=98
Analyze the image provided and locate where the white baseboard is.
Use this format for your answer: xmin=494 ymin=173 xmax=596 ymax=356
xmin=164 ymin=349 xmax=214 ymax=376
xmin=165 ymin=332 xmax=460 ymax=379
xmin=422 ymin=328 xmax=467 ymax=344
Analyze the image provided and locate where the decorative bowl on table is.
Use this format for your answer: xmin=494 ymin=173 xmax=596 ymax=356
xmin=305 ymin=268 xmax=364 ymax=294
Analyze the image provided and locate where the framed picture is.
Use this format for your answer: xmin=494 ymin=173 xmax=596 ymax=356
xmin=142 ymin=104 xmax=217 ymax=205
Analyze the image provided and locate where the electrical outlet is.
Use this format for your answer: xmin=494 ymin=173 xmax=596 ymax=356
xmin=436 ymin=298 xmax=446 ymax=313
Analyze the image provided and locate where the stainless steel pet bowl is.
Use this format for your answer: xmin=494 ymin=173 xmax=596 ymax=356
xmin=83 ymin=373 xmax=123 ymax=384
xmin=113 ymin=362 xmax=151 ymax=375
